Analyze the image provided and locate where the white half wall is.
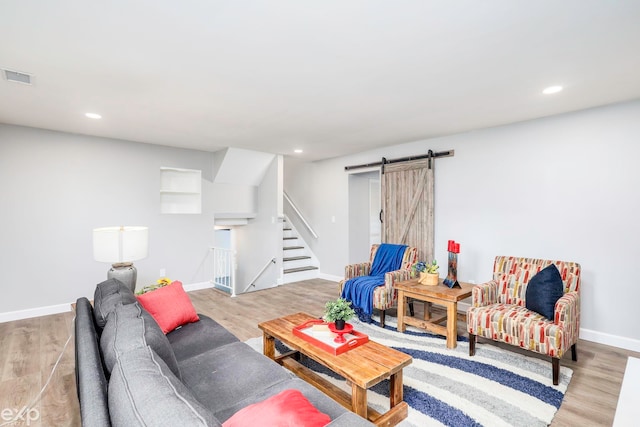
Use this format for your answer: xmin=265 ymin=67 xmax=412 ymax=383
xmin=284 ymin=99 xmax=640 ymax=350
xmin=234 ymin=155 xmax=283 ymax=293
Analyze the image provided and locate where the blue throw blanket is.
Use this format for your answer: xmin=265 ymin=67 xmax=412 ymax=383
xmin=341 ymin=243 xmax=407 ymax=323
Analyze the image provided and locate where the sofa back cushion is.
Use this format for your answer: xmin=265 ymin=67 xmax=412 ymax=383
xmin=93 ymin=278 xmax=137 ymax=330
xmin=100 ymin=302 xmax=181 ymax=379
xmin=492 ymin=256 xmax=581 ymax=305
xmin=109 ymin=346 xmax=220 ymax=427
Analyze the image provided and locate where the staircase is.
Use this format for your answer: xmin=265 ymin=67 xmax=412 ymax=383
xmin=282 ymin=218 xmax=319 ymax=283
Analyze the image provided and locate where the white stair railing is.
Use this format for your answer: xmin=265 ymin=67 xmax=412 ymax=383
xmin=209 ymin=247 xmax=237 ymax=297
xmin=284 ymin=191 xmax=318 ymax=239
xmin=242 ymin=257 xmax=276 ymax=294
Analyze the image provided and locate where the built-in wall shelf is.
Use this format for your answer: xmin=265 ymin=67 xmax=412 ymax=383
xmin=160 ymin=167 xmax=202 ymax=214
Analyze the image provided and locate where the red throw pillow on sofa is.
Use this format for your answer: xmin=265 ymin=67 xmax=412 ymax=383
xmin=222 ymin=389 xmax=331 ymax=427
xmin=137 ymin=281 xmax=199 ymax=334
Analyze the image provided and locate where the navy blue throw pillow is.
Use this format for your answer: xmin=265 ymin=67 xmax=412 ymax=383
xmin=525 ymin=264 xmax=564 ymax=320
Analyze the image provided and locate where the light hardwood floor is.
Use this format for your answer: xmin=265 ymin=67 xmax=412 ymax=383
xmin=0 ymin=279 xmax=637 ymax=426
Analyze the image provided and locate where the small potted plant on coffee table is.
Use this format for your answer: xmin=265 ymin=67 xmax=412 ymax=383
xmin=323 ymin=298 xmax=355 ymax=330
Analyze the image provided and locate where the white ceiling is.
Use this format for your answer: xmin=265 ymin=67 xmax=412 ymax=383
xmin=1 ymin=1 xmax=639 ymax=161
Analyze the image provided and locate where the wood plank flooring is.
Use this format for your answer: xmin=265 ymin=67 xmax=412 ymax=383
xmin=0 ymin=278 xmax=637 ymax=426
xmin=0 ymin=311 xmax=79 ymax=427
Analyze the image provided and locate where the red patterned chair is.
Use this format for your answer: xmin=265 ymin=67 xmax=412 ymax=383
xmin=467 ymin=256 xmax=581 ymax=385
xmin=339 ymin=244 xmax=418 ymax=328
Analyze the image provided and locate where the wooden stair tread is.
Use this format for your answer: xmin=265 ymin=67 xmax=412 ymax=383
xmin=283 ymin=237 xmax=297 ymax=240
xmin=284 ymin=266 xmax=319 ymax=274
xmin=283 ymin=246 xmax=304 ymax=250
xmin=283 ymin=256 xmax=311 ymax=261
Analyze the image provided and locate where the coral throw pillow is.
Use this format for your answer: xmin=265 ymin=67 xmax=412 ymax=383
xmin=222 ymin=389 xmax=330 ymax=427
xmin=137 ymin=281 xmax=199 ymax=334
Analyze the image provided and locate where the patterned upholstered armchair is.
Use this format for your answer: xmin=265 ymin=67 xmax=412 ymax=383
xmin=339 ymin=244 xmax=418 ymax=328
xmin=467 ymin=256 xmax=581 ymax=385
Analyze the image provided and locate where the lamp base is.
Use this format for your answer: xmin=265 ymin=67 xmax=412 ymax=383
xmin=108 ymin=262 xmax=137 ymax=293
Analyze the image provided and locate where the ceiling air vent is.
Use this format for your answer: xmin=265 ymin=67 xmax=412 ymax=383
xmin=3 ymin=69 xmax=33 ymax=85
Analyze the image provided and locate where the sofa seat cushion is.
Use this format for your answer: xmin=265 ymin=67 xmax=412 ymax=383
xmin=222 ymin=388 xmax=330 ymax=427
xmin=167 ymin=315 xmax=239 ymax=362
xmin=214 ymin=378 xmax=356 ymax=423
xmin=93 ymin=278 xmax=137 ymax=330
xmin=109 ymin=346 xmax=221 ymax=427
xmin=467 ymin=303 xmax=565 ymax=357
xmin=178 ymin=342 xmax=294 ymax=415
xmin=100 ymin=302 xmax=181 ymax=379
xmin=137 ymin=281 xmax=200 ymax=333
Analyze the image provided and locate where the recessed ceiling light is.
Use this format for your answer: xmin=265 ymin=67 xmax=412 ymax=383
xmin=294 ymin=149 xmax=303 ymax=154
xmin=542 ymin=85 xmax=563 ymax=95
xmin=85 ymin=112 xmax=102 ymax=119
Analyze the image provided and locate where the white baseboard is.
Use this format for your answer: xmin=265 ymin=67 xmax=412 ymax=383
xmin=580 ymin=328 xmax=640 ymax=353
xmin=0 ymin=302 xmax=72 ymax=323
xmin=183 ymin=281 xmax=215 ymax=292
xmin=318 ymin=272 xmax=342 ymax=282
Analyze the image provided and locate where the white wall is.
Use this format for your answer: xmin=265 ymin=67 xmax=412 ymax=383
xmin=284 ymin=100 xmax=640 ymax=350
xmin=234 ymin=155 xmax=283 ymax=292
xmin=284 ymin=156 xmax=350 ymax=277
xmin=0 ymin=124 xmax=215 ymax=318
xmin=211 ymin=183 xmax=256 ymax=216
xmin=282 ymin=158 xmax=320 ymax=248
xmin=348 ymin=172 xmax=376 ymax=263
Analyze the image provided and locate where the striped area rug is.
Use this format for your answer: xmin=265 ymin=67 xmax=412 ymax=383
xmin=248 ymin=315 xmax=572 ymax=427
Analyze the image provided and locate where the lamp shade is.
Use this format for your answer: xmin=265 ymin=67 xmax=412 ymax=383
xmin=93 ymin=226 xmax=149 ymax=263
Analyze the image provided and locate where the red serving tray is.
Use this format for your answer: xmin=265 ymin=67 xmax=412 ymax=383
xmin=292 ymin=319 xmax=369 ymax=355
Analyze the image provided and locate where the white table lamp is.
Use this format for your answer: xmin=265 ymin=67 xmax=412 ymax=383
xmin=93 ymin=226 xmax=149 ymax=292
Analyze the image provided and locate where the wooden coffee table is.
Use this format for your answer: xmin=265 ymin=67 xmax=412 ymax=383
xmin=258 ymin=312 xmax=412 ymax=427
xmin=395 ymin=278 xmax=473 ymax=349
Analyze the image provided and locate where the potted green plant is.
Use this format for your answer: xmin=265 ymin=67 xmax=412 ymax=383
xmin=135 ymin=277 xmax=173 ymax=295
xmin=414 ymin=260 xmax=439 ymax=286
xmin=323 ymin=298 xmax=355 ymax=330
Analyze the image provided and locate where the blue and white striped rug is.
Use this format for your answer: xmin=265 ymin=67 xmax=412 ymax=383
xmin=247 ymin=315 xmax=572 ymax=427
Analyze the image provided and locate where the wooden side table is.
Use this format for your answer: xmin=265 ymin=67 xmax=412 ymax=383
xmin=394 ymin=279 xmax=473 ymax=349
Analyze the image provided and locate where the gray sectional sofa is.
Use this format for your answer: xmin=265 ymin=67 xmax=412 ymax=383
xmin=74 ymin=278 xmax=374 ymax=426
